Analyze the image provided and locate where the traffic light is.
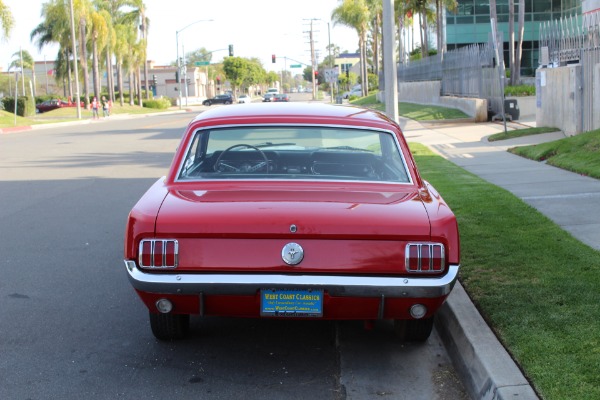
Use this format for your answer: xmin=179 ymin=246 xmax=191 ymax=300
xmin=272 ymin=54 xmax=276 ymax=63
xmin=152 ymin=74 xmax=157 ymax=87
xmin=228 ymin=44 xmax=234 ymax=57
xmin=175 ymin=70 xmax=179 ymax=82
xmin=217 ymin=76 xmax=221 ymax=84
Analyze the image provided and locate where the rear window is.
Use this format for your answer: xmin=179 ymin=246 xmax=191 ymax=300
xmin=177 ymin=126 xmax=411 ymax=183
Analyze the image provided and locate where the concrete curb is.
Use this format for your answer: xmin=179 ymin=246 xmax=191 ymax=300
xmin=436 ymin=283 xmax=539 ymax=400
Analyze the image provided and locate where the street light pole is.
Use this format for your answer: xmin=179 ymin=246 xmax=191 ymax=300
xmin=176 ymin=19 xmax=214 ymax=109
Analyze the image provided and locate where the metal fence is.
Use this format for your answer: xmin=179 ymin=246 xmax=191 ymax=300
xmin=397 ymin=38 xmax=505 ymax=116
xmin=539 ymin=12 xmax=600 ymax=132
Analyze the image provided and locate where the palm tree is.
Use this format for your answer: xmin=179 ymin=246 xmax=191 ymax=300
xmin=31 ymin=0 xmax=74 ymax=98
xmin=10 ymin=50 xmax=37 ymax=97
xmin=514 ymin=0 xmax=525 ymax=85
xmin=395 ymin=0 xmax=414 ymax=64
xmin=366 ymin=0 xmax=382 ymax=79
xmin=0 ymin=0 xmax=14 ymax=39
xmin=113 ymin=23 xmax=130 ymax=105
xmin=96 ymin=0 xmax=133 ymax=104
xmin=124 ymin=0 xmax=150 ymax=99
xmin=435 ymin=0 xmax=457 ymax=58
xmin=75 ymin=0 xmax=93 ymax=107
xmin=90 ymin=9 xmax=109 ymax=98
xmin=332 ymin=0 xmax=371 ymax=96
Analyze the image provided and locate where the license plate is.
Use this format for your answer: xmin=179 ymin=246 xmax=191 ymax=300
xmin=260 ymin=289 xmax=323 ymax=317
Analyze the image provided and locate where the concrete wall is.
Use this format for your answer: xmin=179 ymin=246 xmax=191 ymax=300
xmin=536 ymin=66 xmax=582 ymax=136
xmin=383 ymin=81 xmax=488 ymax=122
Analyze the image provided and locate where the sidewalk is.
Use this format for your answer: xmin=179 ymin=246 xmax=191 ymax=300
xmin=403 ymin=117 xmax=600 ymax=400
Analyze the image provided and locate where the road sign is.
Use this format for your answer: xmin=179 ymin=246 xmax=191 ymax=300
xmin=290 ymin=64 xmax=302 ymax=68
xmin=194 ymin=61 xmax=210 ymax=66
xmin=323 ymin=68 xmax=339 ymax=83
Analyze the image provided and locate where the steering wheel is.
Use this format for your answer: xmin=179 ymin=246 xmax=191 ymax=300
xmin=214 ymin=144 xmax=269 ymax=173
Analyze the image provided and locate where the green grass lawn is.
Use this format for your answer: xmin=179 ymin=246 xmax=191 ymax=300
xmin=508 ymin=129 xmax=600 ymax=179
xmin=350 ymin=94 xmax=470 ymax=120
xmin=1 ymin=104 xmax=165 ymax=129
xmin=411 ymin=142 xmax=600 ymax=400
xmin=487 ymin=126 xmax=561 ymax=142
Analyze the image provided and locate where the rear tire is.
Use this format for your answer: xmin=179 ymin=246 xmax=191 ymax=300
xmin=149 ymin=312 xmax=190 ymax=341
xmin=394 ymin=316 xmax=434 ymax=342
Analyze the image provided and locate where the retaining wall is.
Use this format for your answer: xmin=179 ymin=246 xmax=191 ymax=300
xmin=379 ymin=81 xmax=488 ymax=122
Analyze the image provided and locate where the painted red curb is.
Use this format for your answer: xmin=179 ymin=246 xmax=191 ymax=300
xmin=0 ymin=126 xmax=33 ymax=134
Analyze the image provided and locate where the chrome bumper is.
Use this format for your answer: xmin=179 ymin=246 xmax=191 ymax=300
xmin=124 ymin=261 xmax=459 ymax=298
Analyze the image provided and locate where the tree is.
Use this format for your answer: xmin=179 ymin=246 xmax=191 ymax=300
xmin=514 ymin=0 xmax=525 ymax=85
xmin=223 ymin=57 xmax=249 ymax=98
xmin=10 ymin=50 xmax=37 ymax=97
xmin=0 ymin=0 xmax=14 ymax=39
xmin=332 ymin=0 xmax=371 ymax=96
xmin=435 ymin=0 xmax=458 ymax=58
xmin=366 ymin=0 xmax=382 ymax=78
xmin=90 ymin=9 xmax=109 ymax=98
xmin=185 ymin=48 xmax=213 ymax=67
xmin=124 ymin=0 xmax=150 ymax=99
xmin=31 ymin=0 xmax=73 ymax=97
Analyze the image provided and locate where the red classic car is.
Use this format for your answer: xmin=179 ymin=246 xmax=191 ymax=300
xmin=124 ymin=103 xmax=460 ymax=341
xmin=35 ymin=99 xmax=84 ymax=113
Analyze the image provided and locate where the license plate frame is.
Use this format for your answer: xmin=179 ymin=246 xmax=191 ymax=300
xmin=260 ymin=289 xmax=323 ymax=317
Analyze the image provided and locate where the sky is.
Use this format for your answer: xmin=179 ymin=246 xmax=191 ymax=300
xmin=0 ymin=0 xmax=360 ymax=72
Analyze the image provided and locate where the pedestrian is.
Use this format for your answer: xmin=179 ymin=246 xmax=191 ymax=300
xmin=91 ymin=97 xmax=99 ymax=119
xmin=101 ymin=96 xmax=109 ymax=117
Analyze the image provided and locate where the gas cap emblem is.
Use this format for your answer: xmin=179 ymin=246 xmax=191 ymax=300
xmin=282 ymin=243 xmax=304 ymax=265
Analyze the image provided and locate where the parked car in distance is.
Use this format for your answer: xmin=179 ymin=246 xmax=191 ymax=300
xmin=203 ymin=94 xmax=233 ymax=106
xmin=262 ymin=93 xmax=275 ymax=102
xmin=123 ymin=102 xmax=460 ymax=342
xmin=273 ymin=93 xmax=290 ymax=102
xmin=238 ymin=94 xmax=252 ymax=104
xmin=342 ymin=87 xmax=363 ymax=99
xmin=36 ymin=99 xmax=83 ymax=113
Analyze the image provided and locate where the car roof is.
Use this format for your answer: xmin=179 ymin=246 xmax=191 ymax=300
xmin=189 ymin=103 xmax=397 ymax=129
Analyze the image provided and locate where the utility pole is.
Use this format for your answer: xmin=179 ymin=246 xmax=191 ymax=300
xmin=304 ymin=18 xmax=320 ymax=101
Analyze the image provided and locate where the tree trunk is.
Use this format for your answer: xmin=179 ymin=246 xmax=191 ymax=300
xmin=92 ymin=36 xmax=100 ymax=99
xmin=79 ymin=18 xmax=90 ymax=107
xmin=106 ymin=46 xmax=114 ymax=103
xmin=129 ymin=69 xmax=134 ymax=106
xmin=515 ymin=0 xmax=525 ymax=85
xmin=137 ymin=66 xmax=143 ymax=106
xmin=117 ymin=60 xmax=124 ymax=106
xmin=508 ymin=0 xmax=515 ymax=85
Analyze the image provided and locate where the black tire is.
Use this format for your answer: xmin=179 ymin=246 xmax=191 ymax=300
xmin=394 ymin=316 xmax=434 ymax=342
xmin=225 ymin=100 xmax=231 ymax=105
xmin=203 ymin=101 xmax=211 ymax=106
xmin=149 ymin=312 xmax=190 ymax=341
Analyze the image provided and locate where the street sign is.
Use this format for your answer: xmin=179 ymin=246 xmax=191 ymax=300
xmin=194 ymin=61 xmax=210 ymax=66
xmin=290 ymin=64 xmax=302 ymax=68
xmin=323 ymin=68 xmax=339 ymax=83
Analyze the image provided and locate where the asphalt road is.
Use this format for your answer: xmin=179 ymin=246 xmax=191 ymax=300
xmin=0 ymin=111 xmax=467 ymax=399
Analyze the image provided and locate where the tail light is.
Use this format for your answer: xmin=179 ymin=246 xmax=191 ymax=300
xmin=405 ymin=243 xmax=445 ymax=273
xmin=139 ymin=239 xmax=178 ymax=269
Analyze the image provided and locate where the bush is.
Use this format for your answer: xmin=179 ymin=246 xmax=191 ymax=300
xmin=505 ymin=84 xmax=535 ymax=96
xmin=143 ymin=97 xmax=171 ymax=109
xmin=2 ymin=96 xmax=35 ymax=117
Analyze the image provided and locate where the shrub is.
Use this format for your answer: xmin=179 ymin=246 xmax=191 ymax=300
xmin=505 ymin=84 xmax=535 ymax=96
xmin=143 ymin=97 xmax=171 ymax=109
xmin=2 ymin=96 xmax=35 ymax=117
